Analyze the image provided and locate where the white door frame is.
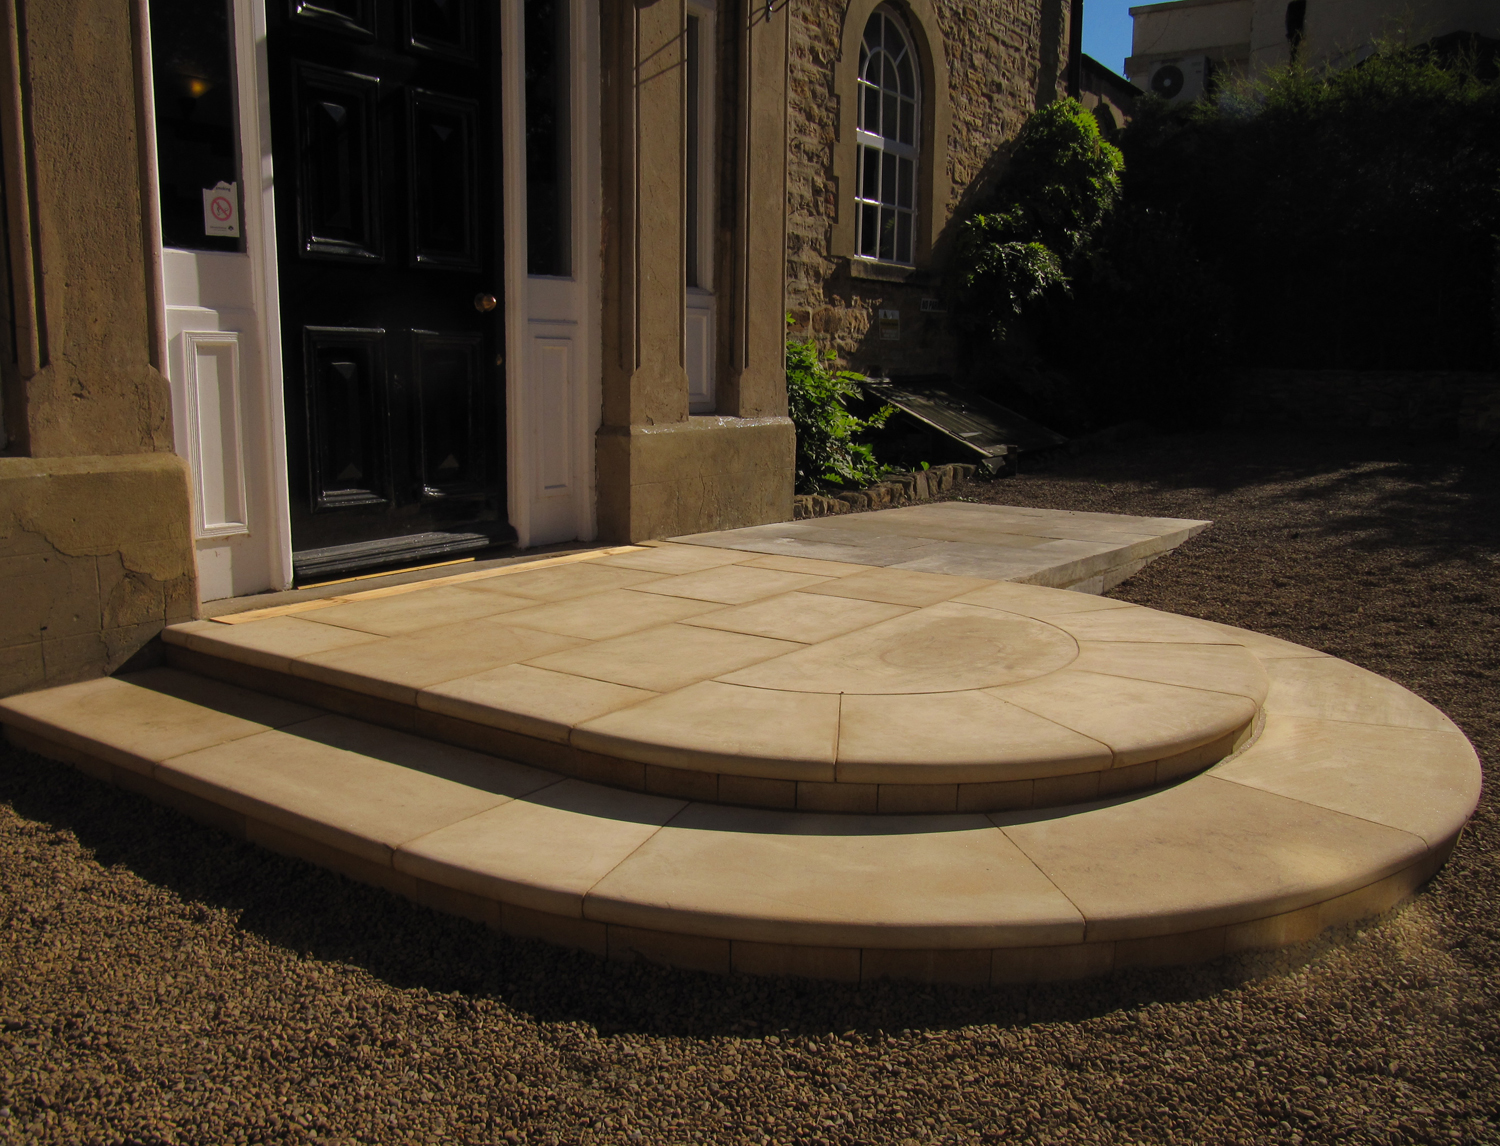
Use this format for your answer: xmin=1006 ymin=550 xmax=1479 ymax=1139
xmin=500 ymin=0 xmax=602 ymax=549
xmin=154 ymin=0 xmax=598 ymax=597
xmin=148 ymin=0 xmax=294 ymax=602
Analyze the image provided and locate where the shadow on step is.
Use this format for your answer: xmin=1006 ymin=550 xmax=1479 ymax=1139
xmin=0 ymin=732 xmax=1411 ymax=1040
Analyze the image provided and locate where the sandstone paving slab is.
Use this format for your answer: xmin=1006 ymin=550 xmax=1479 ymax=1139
xmin=882 ymin=551 xmax=1079 ymax=581
xmin=1069 ymin=641 xmax=1270 ymax=704
xmin=1192 ymin=621 xmax=1328 ymax=660
xmin=677 ymin=591 xmax=913 ymax=644
xmin=951 ymin=581 xmax=1140 ymax=617
xmin=421 ymin=664 xmax=659 ymax=744
xmin=1211 ymin=714 xmax=1481 ymax=848
xmin=592 ymin=543 xmax=753 ymax=575
xmin=461 ymin=561 xmax=666 ymax=601
xmin=491 ymin=588 xmax=726 ymax=640
xmin=989 ymin=670 xmax=1258 ymax=767
xmin=797 ymin=567 xmax=994 ymax=607
xmin=1261 ymin=656 xmax=1458 ymax=731
xmin=166 ymin=615 xmax=387 ymax=672
xmin=835 ymin=691 xmax=1113 ymax=784
xmin=300 ymin=585 xmax=538 ymax=636
xmin=735 ymin=554 xmax=893 ymax=577
xmin=573 ymin=682 xmax=840 ymax=779
xmin=396 ymin=779 xmax=685 ymax=918
xmin=719 ymin=602 xmax=1077 ymax=695
xmin=584 ymin=802 xmax=1086 ymax=949
xmin=525 ymin=624 xmax=801 ymax=693
xmin=671 ymin=504 xmax=1210 ymax=585
xmin=996 ymin=775 xmax=1430 ymax=941
xmin=157 ymin=715 xmax=558 ymax=865
xmin=630 ymin=564 xmax=834 ymax=605
xmin=0 ymin=669 xmax=321 ymax=776
xmin=290 ymin=622 xmax=587 ymax=703
xmin=1041 ymin=606 xmax=1242 ymax=645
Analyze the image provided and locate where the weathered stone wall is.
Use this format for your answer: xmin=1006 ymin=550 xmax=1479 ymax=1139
xmin=786 ymin=0 xmax=1066 ymax=377
xmin=1226 ymin=370 xmax=1500 ymax=436
xmin=0 ymin=0 xmax=199 ymax=697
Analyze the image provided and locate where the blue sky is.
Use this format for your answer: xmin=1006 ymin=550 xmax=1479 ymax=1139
xmin=1083 ymin=0 xmax=1139 ymax=76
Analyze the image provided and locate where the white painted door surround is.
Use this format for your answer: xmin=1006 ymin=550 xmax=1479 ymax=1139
xmin=153 ymin=0 xmax=601 ymax=600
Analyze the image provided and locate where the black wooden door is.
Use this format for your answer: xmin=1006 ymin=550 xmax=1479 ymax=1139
xmin=268 ymin=0 xmax=510 ymax=582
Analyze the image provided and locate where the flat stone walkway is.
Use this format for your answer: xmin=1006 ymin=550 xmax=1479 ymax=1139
xmin=671 ymin=501 xmax=1210 ymax=590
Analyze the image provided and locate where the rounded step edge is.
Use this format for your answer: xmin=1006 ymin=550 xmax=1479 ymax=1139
xmin=1 ymin=650 xmax=1479 ymax=985
xmin=162 ymin=640 xmax=1261 ymax=814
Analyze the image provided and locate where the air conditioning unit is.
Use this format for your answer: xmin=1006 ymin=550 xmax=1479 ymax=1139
xmin=1148 ymin=56 xmax=1209 ymax=103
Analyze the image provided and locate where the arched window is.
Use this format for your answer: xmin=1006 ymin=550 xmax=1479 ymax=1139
xmin=855 ymin=8 xmax=919 ymax=265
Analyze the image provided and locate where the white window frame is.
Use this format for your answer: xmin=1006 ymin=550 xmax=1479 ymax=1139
xmin=854 ymin=5 xmax=920 ymax=267
xmin=685 ymin=0 xmax=717 ymax=413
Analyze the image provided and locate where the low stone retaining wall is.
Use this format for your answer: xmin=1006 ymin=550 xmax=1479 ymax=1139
xmin=793 ymin=463 xmax=979 ymax=520
xmin=1227 ymin=369 xmax=1500 ymax=435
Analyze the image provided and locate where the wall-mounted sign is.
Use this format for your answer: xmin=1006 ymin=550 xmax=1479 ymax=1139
xmin=879 ymin=308 xmax=900 ymax=341
xmin=202 ymin=181 xmax=240 ymax=237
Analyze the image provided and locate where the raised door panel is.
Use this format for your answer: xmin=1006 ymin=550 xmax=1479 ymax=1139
xmin=408 ymin=90 xmax=480 ymax=270
xmin=412 ymin=330 xmax=486 ymax=498
xmin=303 ymin=327 xmax=391 ymax=510
xmin=406 ymin=0 xmax=475 ymax=62
xmin=290 ymin=0 xmax=376 ymax=40
xmin=295 ymin=64 xmax=383 ymax=262
xmin=181 ymin=330 xmax=251 ymax=537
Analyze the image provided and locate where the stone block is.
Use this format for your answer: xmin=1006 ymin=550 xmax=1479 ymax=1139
xmin=596 ymin=417 xmax=795 ymax=544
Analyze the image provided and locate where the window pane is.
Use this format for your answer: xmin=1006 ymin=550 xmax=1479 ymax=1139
xmin=685 ymin=14 xmax=700 ymax=289
xmin=897 ymin=210 xmax=912 ymax=263
xmin=883 ymin=14 xmax=899 ymax=54
xmin=863 ymin=85 xmax=880 ymax=133
xmin=878 ymin=207 xmax=895 ymax=261
xmin=897 ymin=156 xmax=912 ymax=208
xmin=864 ymin=17 xmax=881 ymax=53
xmin=882 ymin=92 xmax=897 ymax=140
xmin=861 ymin=145 xmax=880 ymax=199
xmin=150 ymin=0 xmax=242 ymax=252
xmin=899 ymin=98 xmax=914 ymax=145
xmin=897 ymin=54 xmax=914 ymax=98
xmin=860 ymin=203 xmax=878 ymax=256
xmin=525 ymin=0 xmax=571 ymax=276
xmin=881 ymin=151 xmax=896 ymax=206
xmin=884 ymin=57 xmax=898 ymax=92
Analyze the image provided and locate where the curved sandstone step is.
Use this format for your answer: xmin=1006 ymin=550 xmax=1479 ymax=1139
xmin=161 ymin=557 xmax=1279 ymax=812
xmin=0 ymin=638 xmax=1479 ymax=985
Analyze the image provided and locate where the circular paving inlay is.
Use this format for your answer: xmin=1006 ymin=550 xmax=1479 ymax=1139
xmin=751 ymin=604 xmax=1080 ymax=694
xmin=568 ymin=584 xmax=1274 ymax=808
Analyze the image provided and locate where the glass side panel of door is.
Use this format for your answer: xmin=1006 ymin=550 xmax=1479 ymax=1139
xmin=150 ymin=0 xmax=243 ymax=252
xmin=525 ymin=0 xmax=571 ymax=277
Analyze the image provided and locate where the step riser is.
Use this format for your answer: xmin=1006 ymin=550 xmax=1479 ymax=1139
xmin=163 ymin=644 xmax=1245 ymax=813
xmin=4 ymin=724 xmax=1456 ymax=986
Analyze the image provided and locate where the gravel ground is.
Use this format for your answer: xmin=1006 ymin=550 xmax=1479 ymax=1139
xmin=1 ymin=429 xmax=1496 ymax=1146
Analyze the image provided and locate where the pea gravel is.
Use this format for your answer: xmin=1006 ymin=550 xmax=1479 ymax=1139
xmin=1 ymin=429 xmax=1496 ymax=1146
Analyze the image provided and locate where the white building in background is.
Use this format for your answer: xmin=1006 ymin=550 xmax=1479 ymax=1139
xmin=1126 ymin=0 xmax=1500 ymax=103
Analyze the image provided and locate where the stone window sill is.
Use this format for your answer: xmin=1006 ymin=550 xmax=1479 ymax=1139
xmin=849 ymin=258 xmax=922 ymax=283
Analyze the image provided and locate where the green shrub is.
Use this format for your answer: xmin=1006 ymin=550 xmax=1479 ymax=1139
xmin=785 ymin=336 xmax=892 ymax=494
xmin=1114 ymin=43 xmax=1500 ymax=370
xmin=955 ymin=98 xmax=1123 ymax=342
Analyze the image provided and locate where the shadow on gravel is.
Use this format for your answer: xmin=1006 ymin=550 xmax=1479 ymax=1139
xmin=1028 ymin=431 xmax=1500 ymax=555
xmin=0 ymin=737 xmax=1357 ymax=1042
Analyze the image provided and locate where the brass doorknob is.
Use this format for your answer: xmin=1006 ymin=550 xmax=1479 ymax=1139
xmin=474 ymin=293 xmax=498 ymax=313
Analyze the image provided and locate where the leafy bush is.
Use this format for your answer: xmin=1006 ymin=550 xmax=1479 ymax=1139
xmin=785 ymin=336 xmax=892 ymax=494
xmin=1114 ymin=43 xmax=1500 ymax=371
xmin=955 ymin=98 xmax=1124 ymax=342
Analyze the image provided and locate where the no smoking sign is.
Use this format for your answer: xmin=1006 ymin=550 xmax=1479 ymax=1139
xmin=202 ymin=180 xmax=241 ymax=238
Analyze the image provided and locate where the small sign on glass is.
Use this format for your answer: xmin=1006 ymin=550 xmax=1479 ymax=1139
xmin=202 ymin=181 xmax=240 ymax=238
